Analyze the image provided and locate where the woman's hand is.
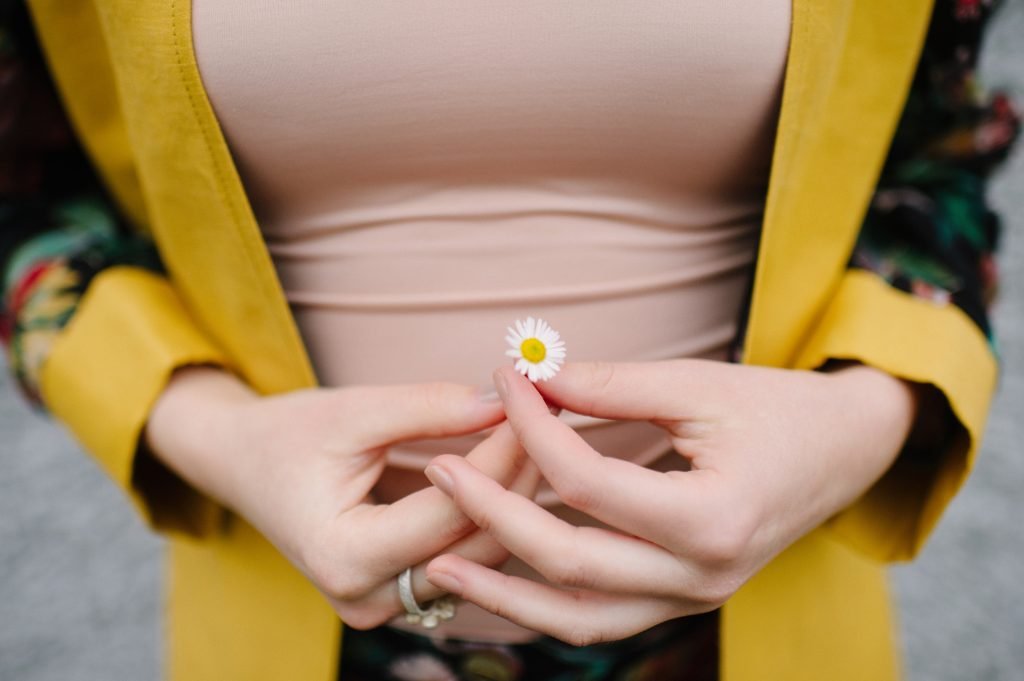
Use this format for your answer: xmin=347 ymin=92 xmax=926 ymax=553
xmin=422 ymin=360 xmax=919 ymax=645
xmin=144 ymin=365 xmax=539 ymax=629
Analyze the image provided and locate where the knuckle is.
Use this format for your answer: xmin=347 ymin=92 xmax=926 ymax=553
xmin=307 ymin=551 xmax=372 ymax=603
xmin=337 ymin=605 xmax=391 ymax=630
xmin=545 ymin=536 xmax=590 ymax=589
xmin=583 ymin=362 xmax=617 ymax=413
xmin=469 ymin=506 xmax=496 ymax=535
xmin=692 ymin=511 xmax=756 ymax=567
xmin=405 ymin=382 xmax=465 ymax=438
xmin=557 ymin=477 xmax=601 ymax=514
xmin=435 ymin=507 xmax=477 ymax=543
xmin=419 ymin=382 xmax=453 ymax=415
xmin=696 ymin=531 xmax=744 ymax=566
xmin=564 ymin=625 xmax=605 ymax=648
xmin=478 ymin=573 xmax=516 ymax=621
xmin=590 ymin=361 xmax=617 ymax=394
xmin=449 ymin=512 xmax=478 ymax=538
xmin=689 ymin=571 xmax=744 ymax=609
xmin=322 ymin=570 xmax=372 ymax=603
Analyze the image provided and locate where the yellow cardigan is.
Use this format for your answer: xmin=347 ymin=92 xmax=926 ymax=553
xmin=26 ymin=0 xmax=997 ymax=679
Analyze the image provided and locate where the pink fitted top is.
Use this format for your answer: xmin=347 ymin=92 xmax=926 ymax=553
xmin=193 ymin=1 xmax=791 ymax=642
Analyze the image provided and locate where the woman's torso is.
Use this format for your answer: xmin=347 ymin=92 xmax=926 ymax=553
xmin=192 ymin=0 xmax=790 ymax=642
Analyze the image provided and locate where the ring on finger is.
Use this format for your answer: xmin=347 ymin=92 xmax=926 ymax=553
xmin=398 ymin=567 xmax=457 ymax=629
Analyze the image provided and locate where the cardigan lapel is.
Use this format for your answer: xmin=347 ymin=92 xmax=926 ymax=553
xmin=742 ymin=0 xmax=935 ymax=368
xmin=724 ymin=1 xmax=934 ymax=680
xmin=81 ymin=0 xmax=320 ymax=397
xmin=81 ymin=2 xmax=339 ymax=680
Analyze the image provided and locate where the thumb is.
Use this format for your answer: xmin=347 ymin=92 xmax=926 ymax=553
xmin=349 ymin=382 xmax=505 ymax=448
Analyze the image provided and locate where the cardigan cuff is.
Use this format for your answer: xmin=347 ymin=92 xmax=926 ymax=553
xmin=794 ymin=268 xmax=997 ymax=562
xmin=39 ymin=265 xmax=234 ymax=540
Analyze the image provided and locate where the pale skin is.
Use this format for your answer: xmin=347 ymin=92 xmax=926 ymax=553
xmin=144 ymin=359 xmax=920 ymax=642
xmin=143 ymin=365 xmax=543 ymax=629
xmin=422 ymin=361 xmax=920 ymax=645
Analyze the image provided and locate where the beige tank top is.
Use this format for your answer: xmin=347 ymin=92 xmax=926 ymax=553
xmin=193 ymin=0 xmax=791 ymax=642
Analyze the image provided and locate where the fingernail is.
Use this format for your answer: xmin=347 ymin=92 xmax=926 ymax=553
xmin=493 ymin=370 xmax=510 ymax=401
xmin=425 ymin=465 xmax=454 ymax=497
xmin=475 ymin=385 xmax=501 ymax=403
xmin=427 ymin=569 xmax=463 ymax=596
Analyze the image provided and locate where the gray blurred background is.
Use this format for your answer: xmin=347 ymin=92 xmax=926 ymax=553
xmin=2 ymin=3 xmax=1023 ymax=679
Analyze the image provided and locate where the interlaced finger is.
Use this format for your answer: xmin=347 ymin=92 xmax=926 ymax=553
xmin=335 ymin=422 xmax=528 ymax=587
xmin=494 ymin=367 xmax=707 ymax=548
xmin=343 ymin=434 xmax=542 ymax=626
xmin=426 ymin=554 xmax=685 ymax=647
xmin=429 ymin=453 xmax=694 ymax=597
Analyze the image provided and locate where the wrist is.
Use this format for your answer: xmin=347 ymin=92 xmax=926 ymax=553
xmin=820 ymin=360 xmax=920 ymax=465
xmin=143 ymin=364 xmax=258 ymax=511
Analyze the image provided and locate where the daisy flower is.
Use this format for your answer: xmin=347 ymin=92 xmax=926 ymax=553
xmin=505 ymin=317 xmax=566 ymax=382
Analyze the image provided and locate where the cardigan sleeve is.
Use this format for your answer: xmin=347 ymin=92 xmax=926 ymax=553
xmin=1 ymin=2 xmax=231 ymax=540
xmin=794 ymin=0 xmax=1020 ymax=561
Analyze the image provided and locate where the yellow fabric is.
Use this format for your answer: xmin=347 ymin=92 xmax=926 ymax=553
xmin=796 ymin=269 xmax=997 ymax=562
xmin=37 ymin=266 xmax=230 ymax=537
xmin=26 ymin=0 xmax=148 ymax=232
xmin=167 ymin=519 xmax=340 ymax=681
xmin=743 ymin=0 xmax=935 ymax=368
xmin=23 ymin=0 xmax=1000 ymax=679
xmin=723 ymin=529 xmax=900 ymax=681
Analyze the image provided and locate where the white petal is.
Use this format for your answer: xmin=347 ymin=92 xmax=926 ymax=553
xmin=527 ymin=363 xmax=540 ymax=382
xmin=505 ymin=348 xmax=522 ymax=358
xmin=515 ymin=319 xmax=527 ymax=337
xmin=514 ymin=358 xmax=531 ymax=376
xmin=525 ymin=317 xmax=537 ymax=337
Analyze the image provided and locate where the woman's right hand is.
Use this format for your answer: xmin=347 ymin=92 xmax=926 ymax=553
xmin=143 ymin=364 xmax=537 ymax=629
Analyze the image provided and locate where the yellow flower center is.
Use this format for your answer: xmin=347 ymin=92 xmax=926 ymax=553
xmin=520 ymin=338 xmax=547 ymax=363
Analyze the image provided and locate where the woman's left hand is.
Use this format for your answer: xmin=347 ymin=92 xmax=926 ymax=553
xmin=423 ymin=360 xmax=920 ymax=646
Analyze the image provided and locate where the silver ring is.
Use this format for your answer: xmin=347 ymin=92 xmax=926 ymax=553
xmin=398 ymin=567 xmax=457 ymax=629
